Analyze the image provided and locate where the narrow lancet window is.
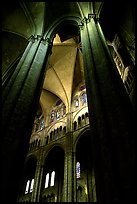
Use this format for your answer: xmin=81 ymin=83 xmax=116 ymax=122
xmin=30 ymin=178 xmax=34 ymax=192
xmin=76 ymin=162 xmax=80 ymax=179
xmin=25 ymin=180 xmax=30 ymax=194
xmin=45 ymin=173 xmax=49 ymax=188
xmin=50 ymin=171 xmax=55 ymax=186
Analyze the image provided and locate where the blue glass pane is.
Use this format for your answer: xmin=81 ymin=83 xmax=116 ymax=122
xmin=76 ymin=162 xmax=80 ymax=178
xmin=82 ymin=93 xmax=87 ymax=104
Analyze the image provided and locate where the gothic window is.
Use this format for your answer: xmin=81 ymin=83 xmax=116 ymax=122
xmin=76 ymin=162 xmax=80 ymax=179
xmin=45 ymin=173 xmax=49 ymax=188
xmin=75 ymin=98 xmax=79 ymax=108
xmin=50 ymin=171 xmax=55 ymax=187
xmin=40 ymin=117 xmax=45 ymax=130
xmin=50 ymin=110 xmax=55 ymax=123
xmin=56 ymin=110 xmax=60 ymax=120
xmin=45 ymin=171 xmax=56 ymax=188
xmin=81 ymin=92 xmax=87 ymax=105
xmin=29 ymin=179 xmax=34 ymax=193
xmin=25 ymin=180 xmax=30 ymax=194
xmin=25 ymin=179 xmax=34 ymax=194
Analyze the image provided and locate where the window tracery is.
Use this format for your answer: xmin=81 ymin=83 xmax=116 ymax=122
xmin=25 ymin=178 xmax=34 ymax=194
xmin=44 ymin=171 xmax=55 ymax=189
xmin=81 ymin=92 xmax=87 ymax=105
xmin=56 ymin=109 xmax=60 ymax=120
xmin=49 ymin=101 xmax=66 ymax=124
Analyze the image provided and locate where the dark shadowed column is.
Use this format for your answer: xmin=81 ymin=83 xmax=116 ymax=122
xmin=79 ymin=14 xmax=136 ymax=202
xmin=2 ymin=35 xmax=52 ymax=202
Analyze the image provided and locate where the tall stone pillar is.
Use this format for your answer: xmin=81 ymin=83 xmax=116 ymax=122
xmin=2 ymin=35 xmax=52 ymax=202
xmin=2 ymin=36 xmax=33 ymax=89
xmin=79 ymin=14 xmax=136 ymax=202
xmin=73 ymin=151 xmax=77 ymax=202
xmin=62 ymin=152 xmax=68 ymax=202
xmin=66 ymin=150 xmax=73 ymax=202
xmin=65 ymin=112 xmax=74 ymax=202
xmin=31 ymin=152 xmax=43 ymax=202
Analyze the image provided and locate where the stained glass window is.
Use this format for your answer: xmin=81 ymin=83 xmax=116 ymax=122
xmin=75 ymin=98 xmax=79 ymax=108
xmin=40 ymin=118 xmax=45 ymax=129
xmin=81 ymin=93 xmax=87 ymax=105
xmin=76 ymin=162 xmax=80 ymax=179
xmin=56 ymin=110 xmax=60 ymax=120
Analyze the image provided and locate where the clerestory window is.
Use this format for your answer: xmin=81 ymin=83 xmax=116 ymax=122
xmin=45 ymin=171 xmax=55 ymax=188
xmin=25 ymin=178 xmax=34 ymax=194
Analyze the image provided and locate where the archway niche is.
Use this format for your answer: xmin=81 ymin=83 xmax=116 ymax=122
xmin=76 ymin=130 xmax=97 ymax=202
xmin=40 ymin=146 xmax=64 ymax=202
xmin=18 ymin=156 xmax=37 ymax=199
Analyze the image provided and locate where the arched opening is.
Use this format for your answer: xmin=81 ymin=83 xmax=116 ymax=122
xmin=40 ymin=146 xmax=64 ymax=202
xmin=76 ymin=130 xmax=97 ymax=202
xmin=17 ymin=156 xmax=37 ymax=200
xmin=2 ymin=2 xmax=135 ymax=203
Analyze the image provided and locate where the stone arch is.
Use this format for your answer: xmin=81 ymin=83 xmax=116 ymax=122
xmin=75 ymin=129 xmax=97 ymax=202
xmin=43 ymin=16 xmax=82 ymax=114
xmin=74 ymin=127 xmax=91 ymax=151
xmin=40 ymin=145 xmax=65 ymax=202
xmin=18 ymin=156 xmax=37 ymax=197
xmin=44 ymin=15 xmax=81 ymax=41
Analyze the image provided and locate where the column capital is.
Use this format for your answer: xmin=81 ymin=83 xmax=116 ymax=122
xmin=79 ymin=14 xmax=98 ymax=26
xmin=41 ymin=37 xmax=53 ymax=46
xmin=81 ymin=16 xmax=88 ymax=24
xmin=28 ymin=35 xmax=35 ymax=42
xmin=78 ymin=21 xmax=84 ymax=31
xmin=88 ymin=14 xmax=99 ymax=23
xmin=78 ymin=14 xmax=97 ymax=30
xmin=28 ymin=35 xmax=43 ymax=43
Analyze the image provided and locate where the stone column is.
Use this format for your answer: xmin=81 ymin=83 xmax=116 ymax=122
xmin=73 ymin=151 xmax=77 ymax=202
xmin=36 ymin=163 xmax=44 ymax=202
xmin=65 ymin=112 xmax=74 ymax=202
xmin=62 ymin=152 xmax=68 ymax=202
xmin=2 ymin=35 xmax=40 ymax=130
xmin=31 ymin=151 xmax=44 ymax=202
xmin=2 ymin=35 xmax=34 ymax=98
xmin=31 ymin=161 xmax=41 ymax=202
xmin=2 ymin=35 xmax=52 ymax=202
xmin=79 ymin=14 xmax=136 ymax=202
xmin=65 ymin=149 xmax=73 ymax=202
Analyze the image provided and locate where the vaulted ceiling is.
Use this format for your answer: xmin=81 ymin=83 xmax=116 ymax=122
xmin=2 ymin=2 xmax=103 ymax=122
xmin=3 ymin=2 xmax=133 ymax=124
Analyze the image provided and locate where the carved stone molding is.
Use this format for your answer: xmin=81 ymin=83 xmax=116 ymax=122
xmin=79 ymin=14 xmax=98 ymax=27
xmin=42 ymin=37 xmax=53 ymax=47
xmin=28 ymin=35 xmax=42 ymax=43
